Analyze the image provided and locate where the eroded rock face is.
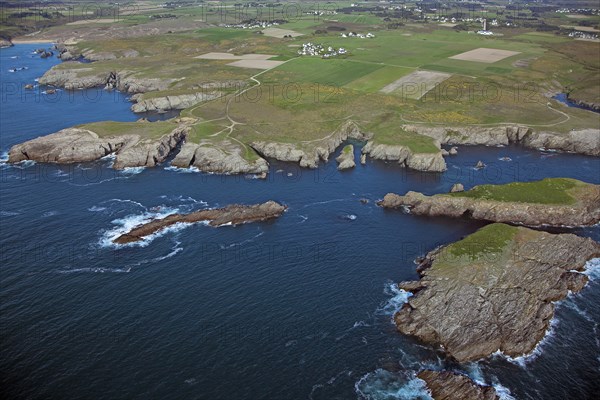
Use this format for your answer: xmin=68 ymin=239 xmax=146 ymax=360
xmin=417 ymin=370 xmax=499 ymax=400
xmin=395 ymin=224 xmax=600 ymax=362
xmin=403 ymin=124 xmax=600 ymax=156
xmin=251 ymin=121 xmax=372 ymax=169
xmin=379 ymin=185 xmax=600 ymax=227
xmin=114 ymin=201 xmax=286 ymax=244
xmin=171 ymin=140 xmax=268 ymax=175
xmin=362 ymin=141 xmax=447 ymax=172
xmin=39 ymin=67 xmax=172 ymax=94
xmin=0 ymin=38 xmax=14 ymax=48
xmin=7 ymin=125 xmax=188 ymax=170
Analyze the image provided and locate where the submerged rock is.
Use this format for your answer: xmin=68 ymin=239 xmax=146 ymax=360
xmin=417 ymin=370 xmax=498 ymax=400
xmin=395 ymin=223 xmax=600 ymax=362
xmin=113 ymin=201 xmax=287 ymax=244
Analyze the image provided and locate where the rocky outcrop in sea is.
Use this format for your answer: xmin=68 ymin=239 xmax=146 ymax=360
xmin=336 ymin=145 xmax=355 ymax=170
xmin=395 ymin=223 xmax=600 ymax=362
xmin=113 ymin=201 xmax=287 ymax=244
xmin=417 ymin=370 xmax=499 ymax=400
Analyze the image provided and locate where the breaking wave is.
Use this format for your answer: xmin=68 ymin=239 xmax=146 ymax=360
xmin=376 ymin=281 xmax=413 ymax=320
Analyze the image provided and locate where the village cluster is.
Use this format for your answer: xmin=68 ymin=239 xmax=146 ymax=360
xmin=568 ymin=31 xmax=599 ymax=40
xmin=555 ymin=8 xmax=599 ymax=15
xmin=340 ymin=32 xmax=375 ymax=39
xmin=298 ymin=43 xmax=347 ymax=58
xmin=220 ymin=20 xmax=281 ymax=29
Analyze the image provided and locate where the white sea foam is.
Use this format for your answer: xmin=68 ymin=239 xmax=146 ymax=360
xmin=297 ymin=214 xmax=308 ymax=224
xmin=582 ymin=258 xmax=600 ymax=281
xmin=119 ymin=166 xmax=145 ymax=175
xmin=99 ymin=207 xmax=181 ymax=248
xmin=352 ymin=320 xmax=370 ymax=329
xmin=376 ymin=281 xmax=413 ymax=321
xmin=492 ymin=381 xmax=516 ymax=400
xmin=354 ymin=369 xmax=433 ymax=400
xmin=88 ymin=206 xmax=107 ymax=212
xmin=492 ymin=314 xmax=559 ymax=367
xmin=164 ymin=165 xmax=200 ymax=173
xmin=41 ymin=211 xmax=58 ymax=218
xmin=344 ymin=214 xmax=357 ymax=221
xmin=0 ymin=151 xmax=8 ymax=163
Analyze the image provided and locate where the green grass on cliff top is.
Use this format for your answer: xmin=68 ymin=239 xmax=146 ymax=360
xmin=447 ymin=178 xmax=584 ymax=205
xmin=79 ymin=121 xmax=175 ymax=139
xmin=445 ymin=223 xmax=518 ymax=260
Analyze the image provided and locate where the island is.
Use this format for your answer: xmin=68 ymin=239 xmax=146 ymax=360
xmin=379 ymin=178 xmax=600 ymax=227
xmin=114 ymin=201 xmax=286 ymax=244
xmin=417 ymin=370 xmax=499 ymax=400
xmin=395 ymin=223 xmax=600 ymax=363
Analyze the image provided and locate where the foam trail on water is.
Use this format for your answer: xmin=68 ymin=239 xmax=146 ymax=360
xmin=220 ymin=231 xmax=264 ymax=249
xmin=57 ymin=267 xmax=131 ymax=274
xmin=354 ymin=369 xmax=433 ymax=400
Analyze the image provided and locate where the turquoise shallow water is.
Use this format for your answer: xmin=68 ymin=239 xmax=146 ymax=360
xmin=1 ymin=44 xmax=599 ymax=399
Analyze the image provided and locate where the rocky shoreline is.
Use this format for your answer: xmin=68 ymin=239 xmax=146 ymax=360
xmin=402 ymin=124 xmax=600 ymax=157
xmin=8 ymin=123 xmax=190 ymax=170
xmin=394 ymin=223 xmax=600 ymax=363
xmin=113 ymin=201 xmax=286 ymax=244
xmin=0 ymin=38 xmax=13 ymax=48
xmin=566 ymin=94 xmax=600 ymax=113
xmin=379 ymin=179 xmax=600 ymax=227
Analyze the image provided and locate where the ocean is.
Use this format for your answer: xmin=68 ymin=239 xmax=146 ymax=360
xmin=1 ymin=44 xmax=599 ymax=400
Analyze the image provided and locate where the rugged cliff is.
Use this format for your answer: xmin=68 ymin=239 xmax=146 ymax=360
xmin=8 ymin=124 xmax=189 ymax=170
xmin=402 ymin=124 xmax=600 ymax=156
xmin=171 ymin=140 xmax=268 ymax=175
xmin=417 ymin=370 xmax=498 ymax=400
xmin=395 ymin=223 xmax=600 ymax=362
xmin=362 ymin=141 xmax=447 ymax=172
xmin=39 ymin=66 xmax=173 ymax=94
xmin=114 ymin=201 xmax=287 ymax=244
xmin=379 ymin=178 xmax=600 ymax=227
xmin=251 ymin=120 xmax=372 ymax=169
xmin=0 ymin=38 xmax=13 ymax=48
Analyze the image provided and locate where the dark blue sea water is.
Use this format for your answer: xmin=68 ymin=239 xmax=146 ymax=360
xmin=1 ymin=44 xmax=600 ymax=400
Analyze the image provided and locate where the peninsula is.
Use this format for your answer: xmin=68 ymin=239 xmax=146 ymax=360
xmin=395 ymin=223 xmax=600 ymax=362
xmin=379 ymin=178 xmax=600 ymax=227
